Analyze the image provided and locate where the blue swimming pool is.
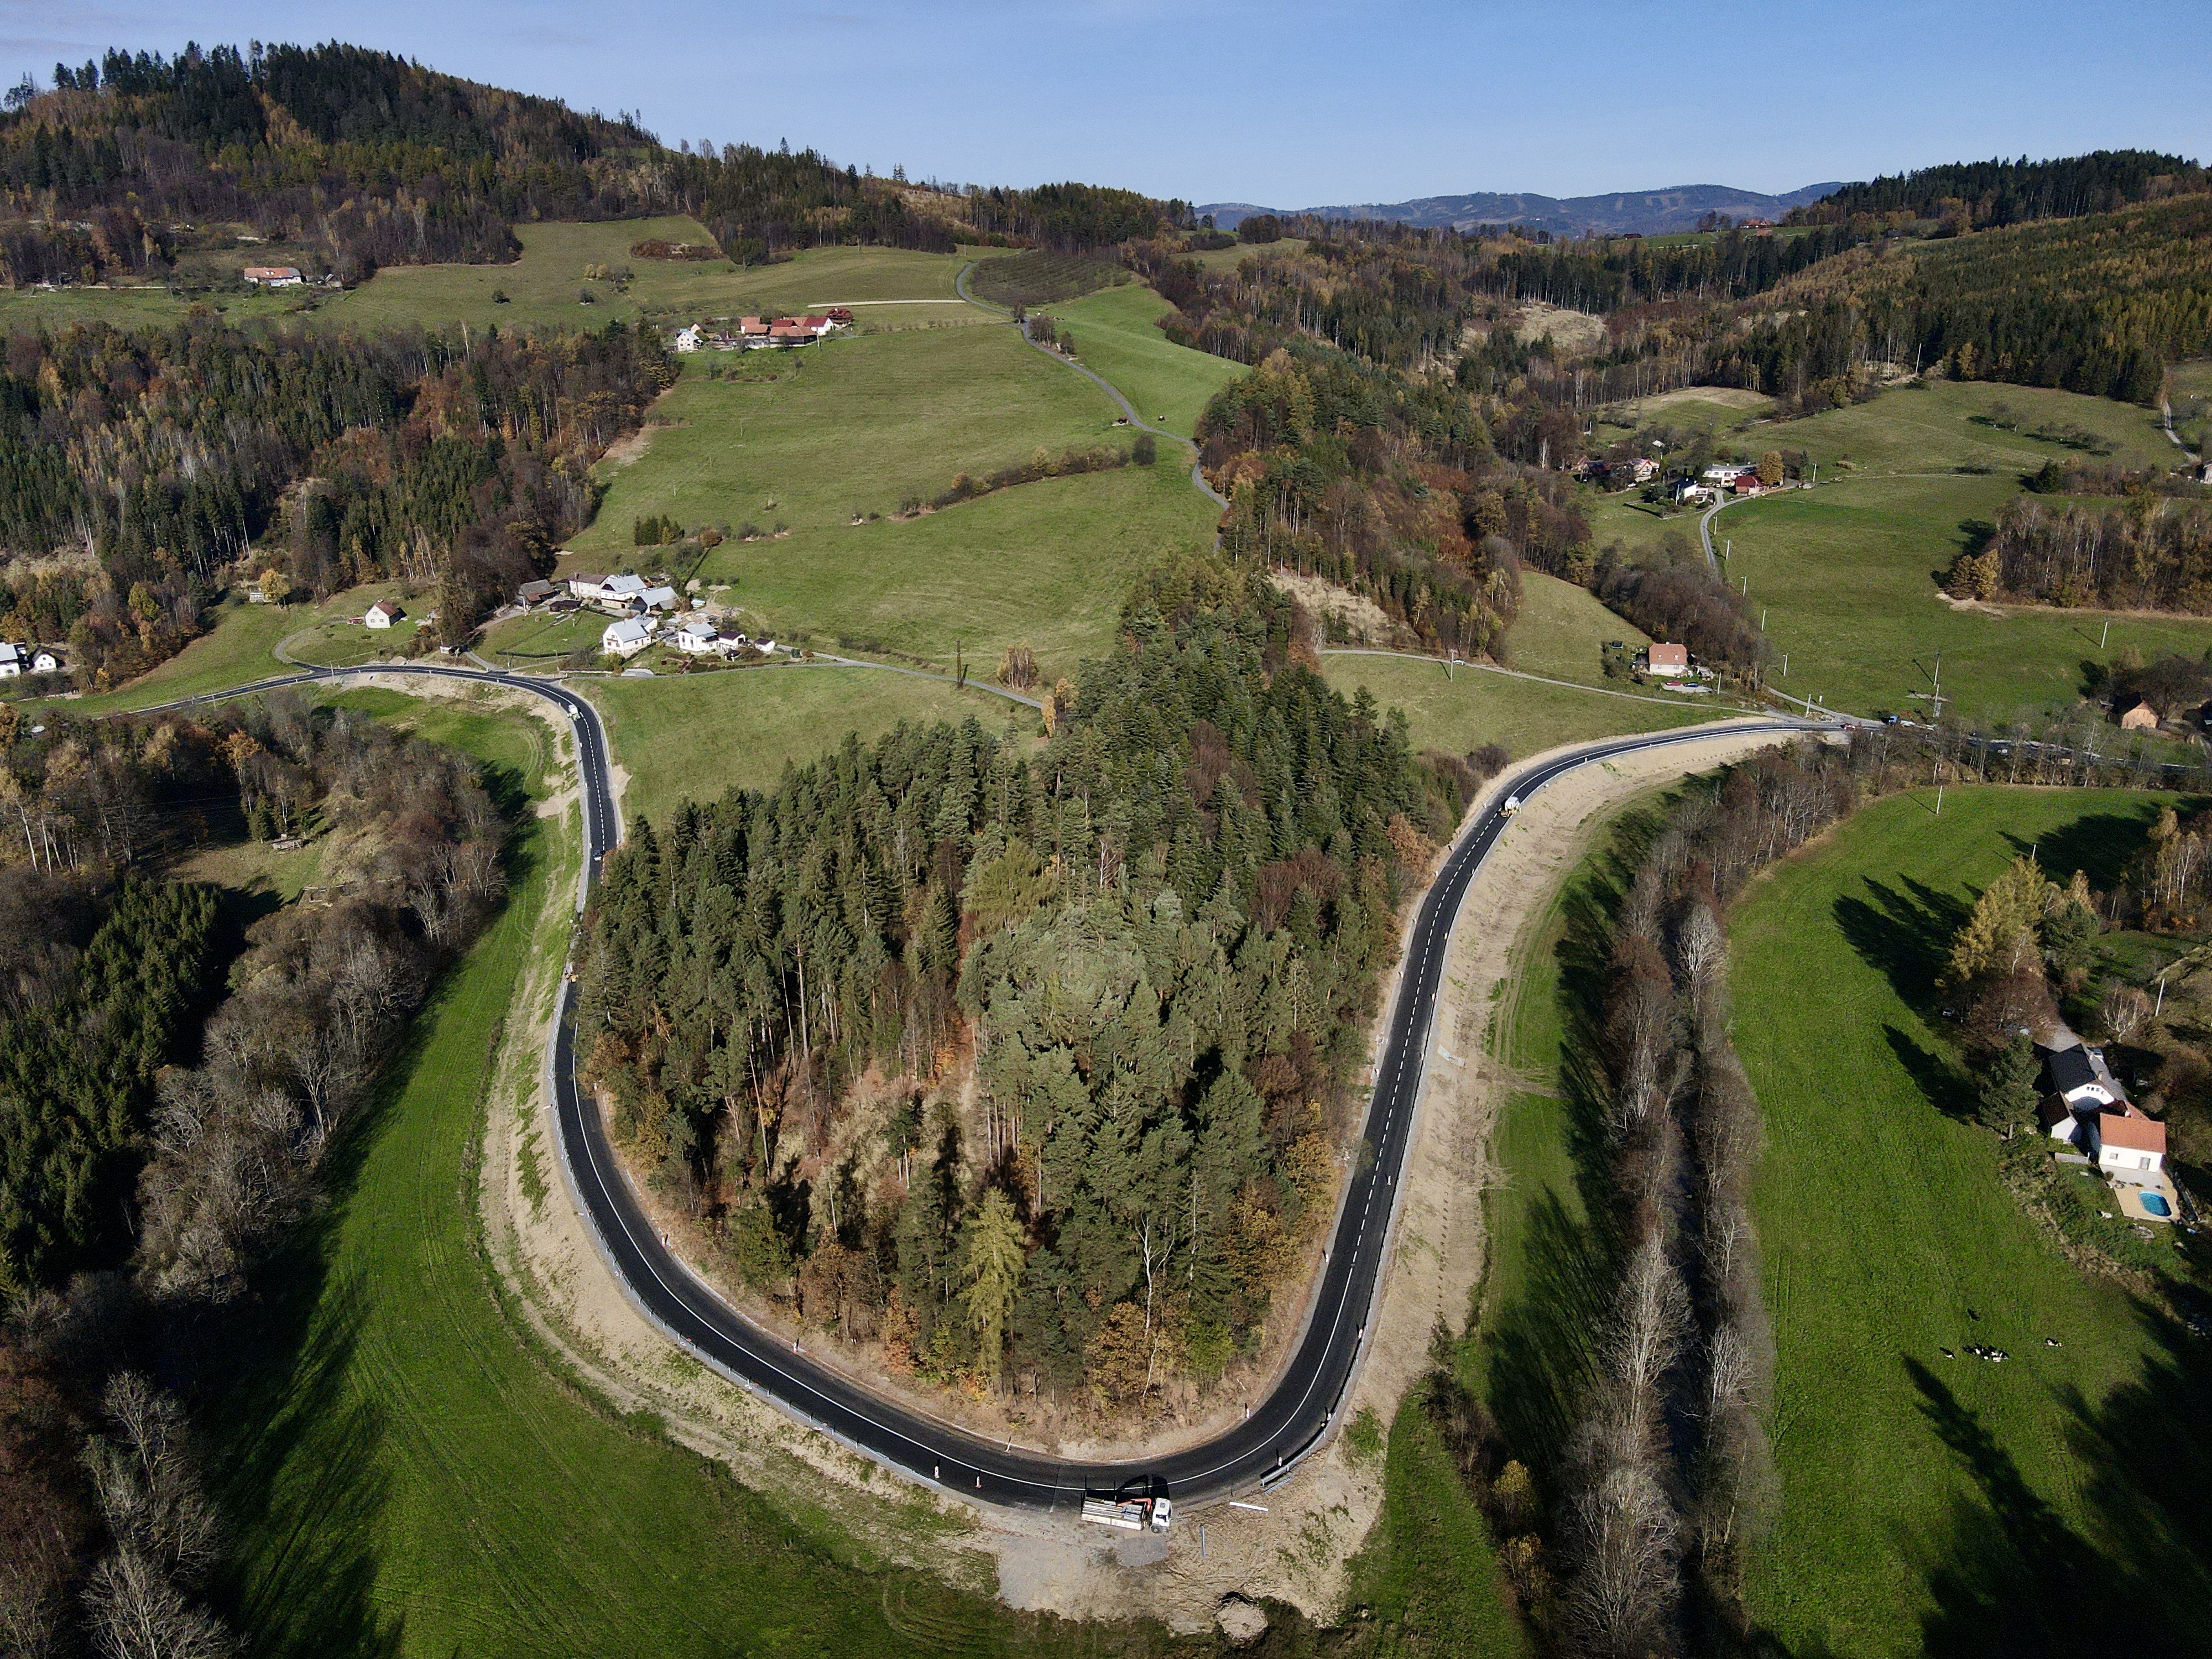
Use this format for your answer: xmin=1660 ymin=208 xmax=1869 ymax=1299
xmin=2143 ymin=1193 xmax=2173 ymax=1218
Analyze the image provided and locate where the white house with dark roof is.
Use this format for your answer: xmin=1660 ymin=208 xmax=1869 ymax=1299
xmin=602 ymin=617 xmax=655 ymax=658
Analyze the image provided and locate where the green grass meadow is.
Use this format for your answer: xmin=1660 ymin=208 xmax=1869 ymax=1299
xmin=1503 ymin=572 xmax=1653 ymax=686
xmin=573 ymin=326 xmax=1215 ymax=676
xmin=1730 ymin=787 xmax=2211 ymax=1655
xmin=1588 ymin=377 xmax=2212 ymax=724
xmin=1721 ymin=474 xmax=2212 ymax=723
xmin=1322 ymin=653 xmax=1707 ymax=763
xmin=40 ymin=585 xmax=421 ymax=716
xmin=1049 ymin=282 xmax=1245 ymax=438
xmin=588 ymin=666 xmax=1035 ymax=828
xmin=200 ymin=692 xmax=1194 ymax=1658
xmin=0 ymin=225 xmax=979 ymax=338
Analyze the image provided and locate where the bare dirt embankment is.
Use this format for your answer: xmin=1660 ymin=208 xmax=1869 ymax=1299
xmin=482 ymin=716 xmax=1811 ymax=1635
xmin=1269 ymin=569 xmax=1399 ymax=646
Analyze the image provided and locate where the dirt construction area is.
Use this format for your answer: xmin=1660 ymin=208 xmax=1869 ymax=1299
xmin=482 ymin=714 xmax=1812 ymax=1636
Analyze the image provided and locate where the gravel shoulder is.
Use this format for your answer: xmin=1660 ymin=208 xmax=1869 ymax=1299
xmin=481 ymin=717 xmax=1812 ymax=1632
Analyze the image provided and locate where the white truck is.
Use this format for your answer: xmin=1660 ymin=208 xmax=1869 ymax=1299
xmin=1081 ymin=1494 xmax=1172 ymax=1532
xmin=1500 ymin=794 xmax=1521 ymax=817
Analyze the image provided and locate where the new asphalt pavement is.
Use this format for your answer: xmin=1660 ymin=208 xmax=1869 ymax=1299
xmin=145 ymin=659 xmax=1826 ymax=1512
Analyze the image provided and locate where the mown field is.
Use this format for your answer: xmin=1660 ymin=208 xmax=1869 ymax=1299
xmin=1048 ymin=281 xmax=1245 ymax=438
xmin=587 ymin=666 xmax=1035 ymax=829
xmin=1321 ymin=653 xmax=1707 ymax=763
xmin=0 ymin=225 xmax=980 ymax=337
xmin=1721 ymin=474 xmax=2212 ymax=723
xmin=1501 ymin=572 xmax=1653 ymax=686
xmin=200 ymin=690 xmax=1198 ymax=1659
xmin=1583 ymin=377 xmax=2212 ymax=724
xmin=570 ymin=325 xmax=1215 ymax=676
xmin=1730 ymin=786 xmax=2209 ymax=1655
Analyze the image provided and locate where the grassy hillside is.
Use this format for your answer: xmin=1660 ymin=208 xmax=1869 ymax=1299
xmin=1583 ymin=378 xmax=2212 ymax=722
xmin=1501 ymin=572 xmax=1653 ymax=686
xmin=332 ymin=220 xmax=959 ymax=333
xmin=1730 ymin=787 xmax=2209 ymax=1655
xmin=1322 ymin=653 xmax=1706 ymax=761
xmin=1050 ymin=282 xmax=1246 ymax=437
xmin=572 ymin=326 xmax=1215 ymax=676
xmin=0 ymin=226 xmax=978 ymax=336
xmin=1721 ymin=474 xmax=2212 ymax=722
xmin=588 ymin=668 xmax=1034 ymax=828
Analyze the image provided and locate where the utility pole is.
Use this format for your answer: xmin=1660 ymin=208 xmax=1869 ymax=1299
xmin=1936 ymin=784 xmax=1944 ymax=815
xmin=2101 ymin=620 xmax=2110 ymax=650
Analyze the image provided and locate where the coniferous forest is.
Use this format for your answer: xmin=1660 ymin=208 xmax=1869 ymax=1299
xmin=577 ymin=559 xmax=1473 ymax=1409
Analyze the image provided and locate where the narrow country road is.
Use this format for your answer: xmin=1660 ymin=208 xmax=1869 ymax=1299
xmin=128 ymin=659 xmax=1830 ymax=1510
xmin=956 ymin=260 xmax=1230 ymax=510
xmin=2162 ymin=397 xmax=2203 ymax=468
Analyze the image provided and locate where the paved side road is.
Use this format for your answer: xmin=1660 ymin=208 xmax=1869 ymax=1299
xmin=156 ymin=664 xmax=1824 ymax=1508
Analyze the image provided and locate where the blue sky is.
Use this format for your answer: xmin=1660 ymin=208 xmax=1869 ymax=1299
xmin=3 ymin=0 xmax=2205 ymax=206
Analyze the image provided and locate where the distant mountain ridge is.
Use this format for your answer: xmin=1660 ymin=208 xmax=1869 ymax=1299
xmin=1200 ymin=181 xmax=1844 ymax=237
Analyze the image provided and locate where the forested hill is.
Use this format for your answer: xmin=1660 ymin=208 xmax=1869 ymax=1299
xmin=1801 ymin=149 xmax=2205 ymax=231
xmin=0 ymin=41 xmax=1191 ymax=283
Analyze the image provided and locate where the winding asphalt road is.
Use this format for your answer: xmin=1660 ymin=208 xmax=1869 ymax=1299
xmin=150 ymin=660 xmax=1826 ymax=1509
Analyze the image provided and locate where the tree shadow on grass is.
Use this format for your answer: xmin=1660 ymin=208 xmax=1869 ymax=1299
xmin=1481 ymin=1189 xmax=1613 ymax=1488
xmin=1903 ymin=1310 xmax=2212 ymax=1657
xmin=187 ymin=832 xmax=551 ymax=1658
xmin=1834 ymin=876 xmax=1973 ymax=1014
xmin=2000 ymin=807 xmax=2168 ymax=895
xmin=1884 ymin=1025 xmax=1978 ymax=1125
xmin=1477 ymin=801 xmax=1675 ymax=1481
xmin=207 ymin=1265 xmax=401 ymax=1659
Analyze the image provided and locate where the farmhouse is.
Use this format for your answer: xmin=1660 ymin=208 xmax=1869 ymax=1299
xmin=1670 ymin=479 xmax=1715 ymax=504
xmin=602 ymin=617 xmax=655 ymax=658
xmin=2118 ymin=697 xmax=2161 ymax=732
xmin=1732 ymin=473 xmax=1765 ymax=496
xmin=739 ymin=316 xmax=769 ymax=337
xmin=567 ymin=572 xmax=608 ymax=600
xmin=31 ymin=650 xmax=59 ymax=674
xmin=1611 ymin=457 xmax=1658 ymax=484
xmin=588 ymin=573 xmax=650 ymax=612
xmin=243 ymin=265 xmax=303 ymax=286
xmin=1645 ymin=643 xmax=1690 ymax=677
xmin=674 ymin=325 xmax=704 ymax=353
xmin=637 ymin=585 xmax=680 ymax=613
xmin=2038 ymin=1033 xmax=2124 ymax=1117
xmin=0 ymin=643 xmax=23 ymax=677
xmin=517 ymin=578 xmax=558 ymax=606
xmin=364 ymin=600 xmax=403 ymax=629
xmin=2095 ymin=1108 xmax=2167 ymax=1176
xmin=1702 ymin=463 xmax=1755 ymax=484
xmin=673 ymin=617 xmax=721 ymax=654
